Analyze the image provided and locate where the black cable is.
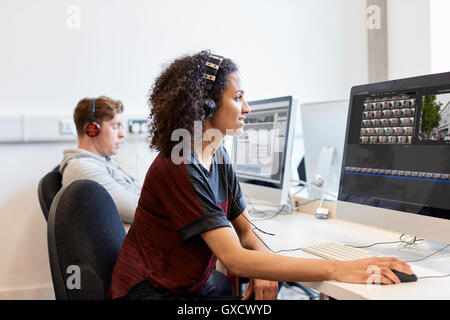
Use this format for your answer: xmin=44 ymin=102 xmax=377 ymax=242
xmin=248 ymin=226 xmax=277 ymax=254
xmin=243 ymin=197 xmax=310 ymax=255
xmin=242 ymin=213 xmax=276 ymax=237
xmin=249 ymin=225 xmax=305 ymax=255
xmin=218 ymin=159 xmax=277 ymax=238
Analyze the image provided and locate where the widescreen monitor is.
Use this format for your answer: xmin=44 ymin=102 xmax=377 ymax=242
xmin=338 ymin=72 xmax=450 ymax=244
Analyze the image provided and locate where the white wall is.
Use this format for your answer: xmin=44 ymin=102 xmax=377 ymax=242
xmin=387 ymin=0 xmax=431 ymax=79
xmin=0 ymin=143 xmax=73 ymax=299
xmin=0 ymin=0 xmax=431 ymax=299
xmin=0 ymin=0 xmax=369 ymax=116
xmin=430 ymin=0 xmax=450 ymax=73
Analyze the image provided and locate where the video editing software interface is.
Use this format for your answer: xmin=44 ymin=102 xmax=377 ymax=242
xmin=340 ymin=77 xmax=450 ymax=218
xmin=233 ymin=97 xmax=291 ymax=189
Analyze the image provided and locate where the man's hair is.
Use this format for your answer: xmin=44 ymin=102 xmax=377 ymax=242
xmin=74 ymin=96 xmax=124 ymax=136
xmin=148 ymin=50 xmax=238 ymax=156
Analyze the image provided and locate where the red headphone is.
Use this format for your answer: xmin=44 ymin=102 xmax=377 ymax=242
xmin=85 ymin=98 xmax=101 ymax=137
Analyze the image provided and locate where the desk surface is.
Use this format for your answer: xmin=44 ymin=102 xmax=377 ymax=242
xmin=249 ymin=210 xmax=450 ymax=300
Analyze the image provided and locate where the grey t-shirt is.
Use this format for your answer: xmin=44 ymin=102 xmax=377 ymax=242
xmin=60 ymin=148 xmax=140 ymax=225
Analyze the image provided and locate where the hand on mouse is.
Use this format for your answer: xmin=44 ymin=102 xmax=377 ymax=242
xmin=332 ymin=257 xmax=413 ymax=285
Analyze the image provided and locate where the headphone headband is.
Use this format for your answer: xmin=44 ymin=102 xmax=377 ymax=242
xmin=88 ymin=98 xmax=96 ymax=122
xmin=203 ymin=54 xmax=224 ymax=91
xmin=85 ymin=98 xmax=101 ymax=137
xmin=202 ymin=54 xmax=224 ymax=120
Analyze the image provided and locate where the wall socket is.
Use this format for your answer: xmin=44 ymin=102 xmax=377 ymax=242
xmin=128 ymin=119 xmax=148 ymax=134
xmin=59 ymin=119 xmax=76 ymax=135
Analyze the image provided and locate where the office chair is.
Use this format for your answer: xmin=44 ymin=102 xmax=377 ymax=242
xmin=38 ymin=165 xmax=62 ymax=221
xmin=47 ymin=179 xmax=126 ymax=300
xmin=297 ymin=157 xmax=306 ymax=183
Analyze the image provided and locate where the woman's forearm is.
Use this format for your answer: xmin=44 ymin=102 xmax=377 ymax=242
xmin=206 ymin=226 xmax=412 ymax=285
xmin=230 ymin=216 xmax=336 ymax=282
xmin=228 ymin=247 xmax=337 ymax=282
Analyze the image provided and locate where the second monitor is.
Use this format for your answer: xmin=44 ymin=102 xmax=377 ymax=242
xmin=301 ymin=99 xmax=349 ymax=198
xmin=231 ymin=96 xmax=298 ymax=205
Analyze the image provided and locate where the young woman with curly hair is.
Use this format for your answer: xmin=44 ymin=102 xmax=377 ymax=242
xmin=108 ymin=51 xmax=413 ymax=300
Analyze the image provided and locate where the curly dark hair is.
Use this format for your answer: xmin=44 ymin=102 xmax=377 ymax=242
xmin=148 ymin=50 xmax=238 ymax=156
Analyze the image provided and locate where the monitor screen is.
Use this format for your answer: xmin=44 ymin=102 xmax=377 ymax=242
xmin=339 ymin=72 xmax=450 ymax=221
xmin=231 ymin=96 xmax=296 ymax=204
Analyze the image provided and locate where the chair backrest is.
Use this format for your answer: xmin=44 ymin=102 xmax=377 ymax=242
xmin=297 ymin=157 xmax=306 ymax=182
xmin=47 ymin=179 xmax=126 ymax=300
xmin=38 ymin=165 xmax=62 ymax=221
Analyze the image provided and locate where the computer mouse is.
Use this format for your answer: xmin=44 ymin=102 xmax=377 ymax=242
xmin=392 ymin=270 xmax=418 ymax=283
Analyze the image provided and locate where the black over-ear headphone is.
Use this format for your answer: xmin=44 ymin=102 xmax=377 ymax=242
xmin=85 ymin=98 xmax=101 ymax=137
xmin=203 ymin=54 xmax=224 ymax=119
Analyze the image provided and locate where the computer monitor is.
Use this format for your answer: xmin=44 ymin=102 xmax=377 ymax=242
xmin=231 ymin=96 xmax=298 ymax=205
xmin=301 ymin=100 xmax=349 ymax=198
xmin=338 ymin=71 xmax=450 ymax=244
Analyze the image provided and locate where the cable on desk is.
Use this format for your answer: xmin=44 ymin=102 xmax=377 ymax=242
xmin=242 ymin=210 xmax=304 ymax=255
xmin=249 ymin=226 xmax=305 ymax=256
xmin=405 ymin=244 xmax=450 ymax=263
xmin=293 ymin=179 xmax=338 ymax=199
xmin=399 ymin=234 xmax=425 ymax=246
xmin=346 ymin=241 xmax=404 ymax=249
xmin=295 ymin=198 xmax=320 ymax=207
xmin=247 ymin=194 xmax=294 ymax=221
xmin=292 ymin=185 xmax=306 ymax=196
xmin=345 ymin=233 xmax=425 ymax=249
xmin=274 ymin=247 xmax=304 ymax=254
xmin=242 ymin=196 xmax=297 ymax=251
xmin=243 ymin=214 xmax=450 ymax=281
xmin=241 ymin=211 xmax=276 ymax=237
xmin=248 ymin=204 xmax=289 ymax=221
xmin=418 ymin=274 xmax=450 ymax=280
xmin=247 ymin=225 xmax=276 ymax=254
xmin=348 ymin=235 xmax=450 ymax=264
xmin=243 ymin=195 xmax=315 ymax=255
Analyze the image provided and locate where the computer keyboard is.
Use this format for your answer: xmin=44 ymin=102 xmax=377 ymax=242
xmin=302 ymin=242 xmax=383 ymax=261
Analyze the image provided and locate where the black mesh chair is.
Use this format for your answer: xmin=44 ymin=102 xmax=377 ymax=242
xmin=38 ymin=165 xmax=62 ymax=221
xmin=297 ymin=157 xmax=306 ymax=183
xmin=47 ymin=179 xmax=126 ymax=300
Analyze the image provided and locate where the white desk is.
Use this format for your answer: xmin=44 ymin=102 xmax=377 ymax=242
xmin=249 ymin=211 xmax=450 ymax=300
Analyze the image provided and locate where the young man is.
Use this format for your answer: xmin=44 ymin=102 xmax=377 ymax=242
xmin=60 ymin=96 xmax=140 ymax=230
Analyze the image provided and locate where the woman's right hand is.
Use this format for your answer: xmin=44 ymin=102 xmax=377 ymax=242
xmin=333 ymin=257 xmax=414 ymax=285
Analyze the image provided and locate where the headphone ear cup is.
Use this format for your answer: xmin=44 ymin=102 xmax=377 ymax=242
xmin=204 ymin=98 xmax=217 ymax=119
xmin=85 ymin=122 xmax=101 ymax=137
